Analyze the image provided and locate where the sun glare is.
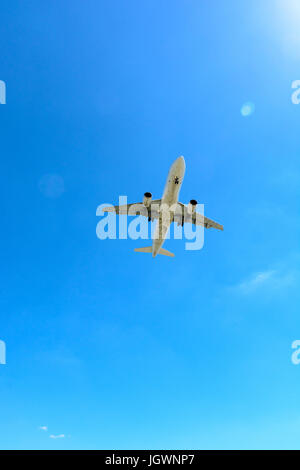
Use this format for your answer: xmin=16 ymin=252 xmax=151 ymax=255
xmin=274 ymin=0 xmax=300 ymax=57
xmin=277 ymin=0 xmax=300 ymax=23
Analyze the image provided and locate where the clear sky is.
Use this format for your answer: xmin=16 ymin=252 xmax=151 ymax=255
xmin=0 ymin=0 xmax=300 ymax=450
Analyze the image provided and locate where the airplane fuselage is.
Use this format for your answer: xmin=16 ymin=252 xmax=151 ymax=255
xmin=152 ymin=156 xmax=186 ymax=257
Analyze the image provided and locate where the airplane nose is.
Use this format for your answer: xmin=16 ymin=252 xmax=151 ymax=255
xmin=170 ymin=155 xmax=185 ymax=176
xmin=177 ymin=155 xmax=185 ymax=172
xmin=177 ymin=155 xmax=185 ymax=167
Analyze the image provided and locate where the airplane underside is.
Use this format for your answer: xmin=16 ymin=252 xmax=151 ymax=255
xmin=102 ymin=156 xmax=223 ymax=258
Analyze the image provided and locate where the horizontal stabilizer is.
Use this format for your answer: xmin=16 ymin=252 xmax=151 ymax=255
xmin=158 ymin=247 xmax=175 ymax=257
xmin=134 ymin=246 xmax=175 ymax=257
xmin=134 ymin=246 xmax=152 ymax=254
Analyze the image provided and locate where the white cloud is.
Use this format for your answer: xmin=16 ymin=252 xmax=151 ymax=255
xmin=38 ymin=425 xmax=69 ymax=439
xmin=238 ymin=270 xmax=276 ymax=293
xmin=38 ymin=426 xmax=48 ymax=431
xmin=234 ymin=269 xmax=296 ymax=294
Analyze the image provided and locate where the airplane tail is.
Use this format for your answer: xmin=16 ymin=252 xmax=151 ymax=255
xmin=134 ymin=246 xmax=175 ymax=257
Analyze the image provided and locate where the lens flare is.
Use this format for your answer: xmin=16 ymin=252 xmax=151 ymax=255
xmin=241 ymin=102 xmax=255 ymax=117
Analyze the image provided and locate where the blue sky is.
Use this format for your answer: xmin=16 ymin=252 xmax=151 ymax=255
xmin=0 ymin=0 xmax=300 ymax=450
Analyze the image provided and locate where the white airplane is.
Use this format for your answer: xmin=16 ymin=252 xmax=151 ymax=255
xmin=103 ymin=156 xmax=223 ymax=258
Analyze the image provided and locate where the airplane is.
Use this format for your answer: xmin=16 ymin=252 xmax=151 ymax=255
xmin=102 ymin=156 xmax=223 ymax=258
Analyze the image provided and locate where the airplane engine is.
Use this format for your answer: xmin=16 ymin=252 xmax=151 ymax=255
xmin=143 ymin=192 xmax=152 ymax=207
xmin=187 ymin=199 xmax=197 ymax=214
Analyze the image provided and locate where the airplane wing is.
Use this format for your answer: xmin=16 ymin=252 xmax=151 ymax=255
xmin=102 ymin=200 xmax=162 ymax=219
xmin=175 ymin=202 xmax=223 ymax=231
xmin=102 ymin=200 xmax=223 ymax=230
